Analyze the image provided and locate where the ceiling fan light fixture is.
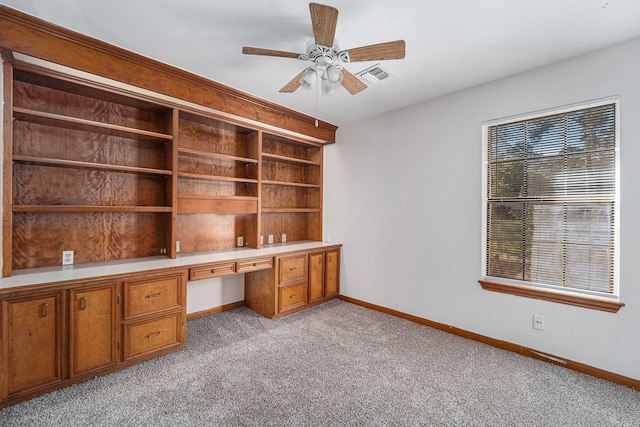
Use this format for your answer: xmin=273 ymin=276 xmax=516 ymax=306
xmin=326 ymin=64 xmax=341 ymax=82
xmin=299 ymin=68 xmax=317 ymax=89
xmin=322 ymin=78 xmax=336 ymax=95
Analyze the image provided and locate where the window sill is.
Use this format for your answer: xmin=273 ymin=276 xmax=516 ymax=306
xmin=478 ymin=279 xmax=624 ymax=313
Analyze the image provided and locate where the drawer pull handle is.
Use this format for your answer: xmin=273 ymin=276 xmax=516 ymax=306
xmin=290 ymin=294 xmax=298 ymax=299
xmin=40 ymin=302 xmax=49 ymax=318
xmin=253 ymin=262 xmax=257 ymax=266
xmin=290 ymin=267 xmax=298 ymax=271
xmin=146 ymin=293 xmax=163 ymax=299
xmin=147 ymin=331 xmax=163 ymax=339
xmin=211 ymin=268 xmax=217 ymax=273
xmin=80 ymin=297 xmax=87 ymax=311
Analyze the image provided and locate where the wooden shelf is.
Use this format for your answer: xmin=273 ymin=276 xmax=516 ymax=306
xmin=178 ymin=148 xmax=258 ymax=164
xmin=177 ymin=195 xmax=258 ymax=214
xmin=261 ymin=152 xmax=320 ymax=166
xmin=13 ymin=155 xmax=173 ymax=176
xmin=13 ymin=107 xmax=173 ymax=142
xmin=261 ymin=180 xmax=320 ymax=188
xmin=178 ymin=172 xmax=258 ymax=184
xmin=261 ymin=208 xmax=322 ymax=213
xmin=12 ymin=205 xmax=173 ymax=213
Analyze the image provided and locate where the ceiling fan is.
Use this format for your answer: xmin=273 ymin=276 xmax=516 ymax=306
xmin=242 ymin=3 xmax=405 ymax=95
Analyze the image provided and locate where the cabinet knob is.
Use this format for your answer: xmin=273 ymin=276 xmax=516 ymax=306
xmin=40 ymin=302 xmax=49 ymax=318
xmin=253 ymin=262 xmax=257 ymax=266
xmin=211 ymin=268 xmax=217 ymax=273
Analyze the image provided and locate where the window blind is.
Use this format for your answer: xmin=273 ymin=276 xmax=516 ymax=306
xmin=486 ymin=103 xmax=617 ymax=295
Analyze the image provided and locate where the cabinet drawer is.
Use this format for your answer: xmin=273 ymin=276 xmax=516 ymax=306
xmin=278 ymin=282 xmax=308 ymax=313
xmin=124 ymin=314 xmax=180 ymax=361
xmin=189 ymin=263 xmax=236 ymax=281
xmin=279 ymin=255 xmax=308 ymax=283
xmin=124 ymin=275 xmax=181 ymax=319
xmin=236 ymin=258 xmax=273 ymax=273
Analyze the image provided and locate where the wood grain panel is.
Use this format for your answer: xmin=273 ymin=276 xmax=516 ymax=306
xmin=178 ymin=155 xmax=257 ymax=180
xmin=261 ymin=212 xmax=321 ymax=243
xmin=178 ymin=116 xmax=254 ymax=158
xmin=14 ymin=74 xmax=170 ymax=134
xmin=261 ymin=160 xmax=320 ymax=185
xmin=178 ymin=178 xmax=257 ymax=198
xmin=262 ymin=137 xmax=322 ymax=162
xmin=69 ymin=283 xmax=118 ymax=377
xmin=261 ymin=185 xmax=320 ymax=209
xmin=13 ymin=164 xmax=168 ymax=206
xmin=12 ymin=212 xmax=167 ymax=269
xmin=13 ymin=121 xmax=169 ymax=170
xmin=176 ymin=214 xmax=254 ymax=253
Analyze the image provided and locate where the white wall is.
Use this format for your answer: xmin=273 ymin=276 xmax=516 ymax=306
xmin=324 ymin=38 xmax=640 ymax=381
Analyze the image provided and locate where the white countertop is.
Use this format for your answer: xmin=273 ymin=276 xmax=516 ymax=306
xmin=1 ymin=241 xmax=341 ymax=290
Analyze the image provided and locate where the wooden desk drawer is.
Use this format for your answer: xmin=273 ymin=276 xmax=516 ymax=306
xmin=124 ymin=275 xmax=181 ymax=319
xmin=236 ymin=258 xmax=273 ymax=274
xmin=279 ymin=255 xmax=307 ymax=284
xmin=189 ymin=263 xmax=236 ymax=281
xmin=278 ymin=282 xmax=308 ymax=313
xmin=124 ymin=313 xmax=180 ymax=361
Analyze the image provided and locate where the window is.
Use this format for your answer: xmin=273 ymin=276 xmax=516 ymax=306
xmin=480 ymin=100 xmax=623 ymax=312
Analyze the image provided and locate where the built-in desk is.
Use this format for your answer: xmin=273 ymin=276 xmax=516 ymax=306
xmin=0 ymin=241 xmax=341 ymax=408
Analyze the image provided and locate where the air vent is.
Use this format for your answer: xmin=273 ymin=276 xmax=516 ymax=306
xmin=355 ymin=64 xmax=390 ymax=83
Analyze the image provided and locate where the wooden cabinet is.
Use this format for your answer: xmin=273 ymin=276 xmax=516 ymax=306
xmin=122 ymin=272 xmax=186 ymax=362
xmin=245 ymin=246 xmax=340 ymax=318
xmin=325 ymin=248 xmax=340 ymax=298
xmin=0 ymin=270 xmax=186 ymax=407
xmin=1 ymin=291 xmax=65 ymax=400
xmin=69 ymin=282 xmax=118 ymax=378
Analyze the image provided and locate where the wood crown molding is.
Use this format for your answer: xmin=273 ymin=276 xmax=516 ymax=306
xmin=0 ymin=5 xmax=337 ymax=142
xmin=478 ymin=279 xmax=624 ymax=313
xmin=339 ymin=295 xmax=639 ymax=392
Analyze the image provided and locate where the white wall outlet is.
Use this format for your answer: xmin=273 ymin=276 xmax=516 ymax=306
xmin=533 ymin=313 xmax=545 ymax=331
xmin=237 ymin=236 xmax=244 ymax=247
xmin=268 ymin=234 xmax=274 ymax=244
xmin=176 ymin=240 xmax=180 ymax=253
xmin=260 ymin=235 xmax=263 ymax=245
xmin=281 ymin=233 xmax=287 ymax=243
xmin=62 ymin=250 xmax=74 ymax=265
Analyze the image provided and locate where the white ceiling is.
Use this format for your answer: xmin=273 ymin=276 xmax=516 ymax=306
xmin=2 ymin=0 xmax=640 ymax=127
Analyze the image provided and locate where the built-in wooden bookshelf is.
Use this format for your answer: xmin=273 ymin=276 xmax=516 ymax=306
xmin=3 ymin=60 xmax=329 ymax=276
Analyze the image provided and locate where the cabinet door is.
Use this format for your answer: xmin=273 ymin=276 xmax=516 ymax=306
xmin=309 ymin=252 xmax=325 ymax=303
xmin=325 ymin=249 xmax=340 ymax=297
xmin=69 ymin=283 xmax=119 ymax=377
xmin=1 ymin=292 xmax=64 ymax=399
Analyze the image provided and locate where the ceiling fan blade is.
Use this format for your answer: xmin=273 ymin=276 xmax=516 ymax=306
xmin=309 ymin=3 xmax=338 ymax=47
xmin=340 ymin=69 xmax=367 ymax=95
xmin=242 ymin=46 xmax=303 ymax=59
xmin=279 ymin=70 xmax=307 ymax=93
xmin=342 ymin=40 xmax=406 ymax=62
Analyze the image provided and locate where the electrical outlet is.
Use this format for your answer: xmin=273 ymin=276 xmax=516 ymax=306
xmin=176 ymin=240 xmax=180 ymax=253
xmin=281 ymin=233 xmax=287 ymax=243
xmin=62 ymin=250 xmax=74 ymax=265
xmin=533 ymin=314 xmax=545 ymax=331
xmin=237 ymin=236 xmax=244 ymax=247
xmin=268 ymin=234 xmax=274 ymax=244
xmin=260 ymin=235 xmax=263 ymax=245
